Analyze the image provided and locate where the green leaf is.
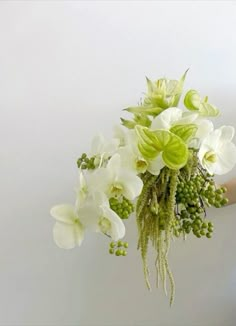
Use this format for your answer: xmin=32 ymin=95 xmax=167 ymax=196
xmin=124 ymin=106 xmax=163 ymax=117
xmin=120 ymin=118 xmax=136 ymax=129
xmin=172 ymin=68 xmax=189 ymax=107
xmin=135 ymin=126 xmax=189 ymax=169
xmin=145 ymin=76 xmax=154 ymax=93
xmin=170 ymin=124 xmax=197 ymax=142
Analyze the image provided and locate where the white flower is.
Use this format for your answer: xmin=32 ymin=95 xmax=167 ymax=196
xmin=79 ymin=192 xmax=125 ymax=241
xmin=198 ymin=126 xmax=236 ymax=175
xmin=151 ymin=107 xmax=198 ymax=130
xmin=118 ymin=145 xmax=148 ymax=174
xmin=87 ymin=153 xmax=143 ymax=200
xmin=90 ymin=133 xmax=119 ymax=167
xmin=50 ymin=204 xmax=84 ymax=249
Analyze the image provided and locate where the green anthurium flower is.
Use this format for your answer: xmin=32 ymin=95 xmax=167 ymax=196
xmin=170 ymin=124 xmax=198 ymax=142
xmin=135 ymin=126 xmax=189 ymax=169
xmin=184 ymin=89 xmax=220 ymax=117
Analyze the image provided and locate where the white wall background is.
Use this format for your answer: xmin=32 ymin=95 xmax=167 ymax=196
xmin=1 ymin=1 xmax=236 ymax=325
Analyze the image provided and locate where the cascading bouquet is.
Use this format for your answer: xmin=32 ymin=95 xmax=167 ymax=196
xmin=50 ymin=70 xmax=236 ymax=305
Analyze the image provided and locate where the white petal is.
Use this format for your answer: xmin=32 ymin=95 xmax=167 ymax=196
xmin=79 ymin=202 xmax=100 ymax=232
xmin=119 ymin=171 xmax=143 ymax=200
xmin=118 ymin=146 xmax=137 ymax=172
xmin=53 ymin=222 xmax=84 ymax=249
xmin=148 ymin=155 xmax=165 ymax=175
xmin=103 ymin=138 xmax=119 ymax=155
xmin=86 ymin=168 xmax=110 ymax=195
xmin=101 ymin=206 xmax=125 ymax=240
xmin=151 ymin=107 xmax=182 ymax=130
xmin=50 ymin=204 xmax=77 ymax=224
xmin=195 ymin=119 xmax=214 ymax=140
xmin=90 ymin=133 xmax=104 ymax=155
xmin=219 ymin=126 xmax=235 ymax=143
xmin=213 ymin=142 xmax=236 ymax=175
xmin=107 ymin=153 xmax=121 ymax=172
xmin=178 ymin=111 xmax=198 ymax=125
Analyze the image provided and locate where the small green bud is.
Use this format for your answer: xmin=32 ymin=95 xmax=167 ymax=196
xmin=124 ymin=242 xmax=129 ymax=248
xmin=115 ymin=249 xmax=122 ymax=256
xmin=109 ymin=248 xmax=114 ymax=254
xmin=110 ymin=242 xmax=116 ymax=248
xmin=117 ymin=240 xmax=123 ymax=247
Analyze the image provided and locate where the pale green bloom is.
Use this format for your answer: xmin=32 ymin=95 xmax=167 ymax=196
xmin=50 ymin=204 xmax=84 ymax=249
xmin=143 ymin=70 xmax=188 ymax=110
xmin=198 ymin=126 xmax=236 ymax=175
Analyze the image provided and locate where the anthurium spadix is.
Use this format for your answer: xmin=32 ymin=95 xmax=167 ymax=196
xmin=198 ymin=126 xmax=236 ymax=175
xmin=135 ymin=125 xmax=189 ymax=170
xmin=79 ymin=192 xmax=125 ymax=241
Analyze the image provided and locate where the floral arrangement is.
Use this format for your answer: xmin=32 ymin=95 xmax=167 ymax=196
xmin=50 ymin=70 xmax=236 ymax=305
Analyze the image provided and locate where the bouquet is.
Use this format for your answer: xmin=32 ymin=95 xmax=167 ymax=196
xmin=50 ymin=70 xmax=236 ymax=305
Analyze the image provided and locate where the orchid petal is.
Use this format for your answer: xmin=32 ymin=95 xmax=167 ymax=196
xmin=50 ymin=204 xmax=77 ymax=225
xmin=53 ymin=222 xmax=84 ymax=249
xmin=101 ymin=206 xmax=125 ymax=240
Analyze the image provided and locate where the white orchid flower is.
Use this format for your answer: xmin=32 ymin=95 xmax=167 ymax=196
xmin=87 ymin=153 xmax=143 ymax=200
xmin=198 ymin=126 xmax=236 ymax=175
xmin=151 ymin=107 xmax=198 ymax=130
xmin=79 ymin=192 xmax=125 ymax=241
xmin=118 ymin=145 xmax=148 ymax=174
xmin=90 ymin=133 xmax=119 ymax=167
xmin=50 ymin=204 xmax=84 ymax=249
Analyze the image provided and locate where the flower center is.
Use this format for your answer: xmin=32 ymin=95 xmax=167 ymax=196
xmin=136 ymin=159 xmax=148 ymax=173
xmin=204 ymin=150 xmax=217 ymax=163
xmin=98 ymin=217 xmax=111 ymax=234
xmin=110 ymin=183 xmax=123 ymax=197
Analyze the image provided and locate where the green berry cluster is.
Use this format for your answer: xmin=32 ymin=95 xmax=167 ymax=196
xmin=176 ymin=210 xmax=214 ymax=238
xmin=77 ymin=153 xmax=95 ymax=170
xmin=175 ymin=173 xmax=228 ymax=239
xmin=109 ymin=197 xmax=134 ymax=219
xmin=109 ymin=240 xmax=128 ymax=256
xmin=201 ymin=183 xmax=228 ymax=207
